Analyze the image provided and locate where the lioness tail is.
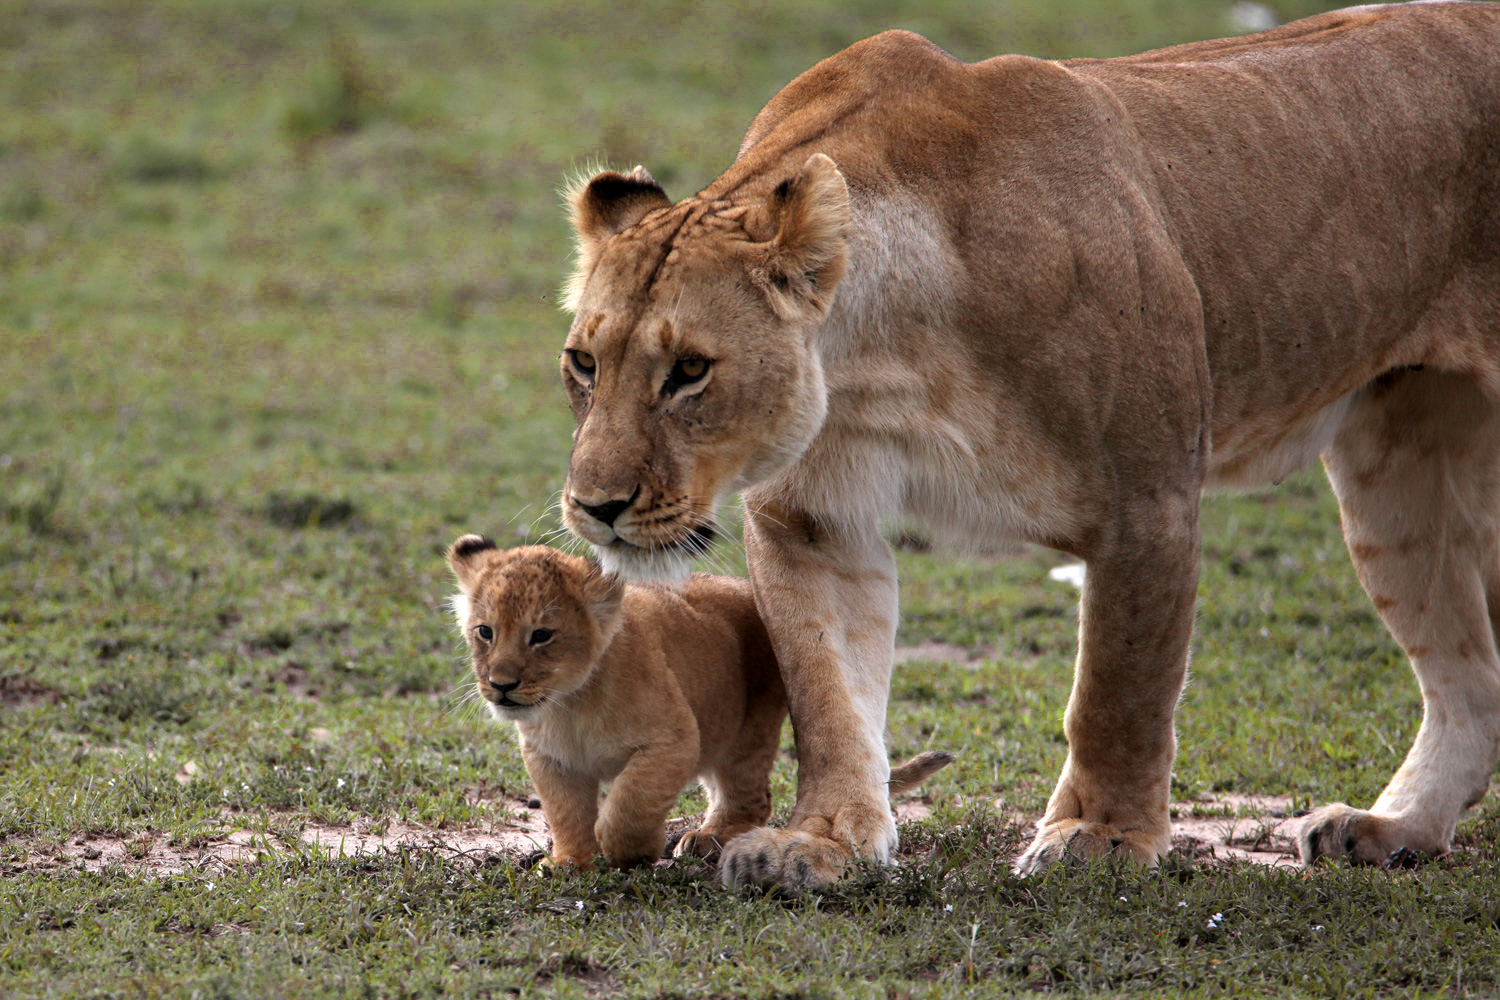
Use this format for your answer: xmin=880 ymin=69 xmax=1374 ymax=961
xmin=888 ymin=750 xmax=956 ymax=794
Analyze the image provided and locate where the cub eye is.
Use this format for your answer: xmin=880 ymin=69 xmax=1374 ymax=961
xmin=664 ymin=356 xmax=711 ymax=393
xmin=528 ymin=628 xmax=554 ymax=646
xmin=475 ymin=624 xmax=493 ymax=642
xmin=567 ymin=350 xmax=596 ymax=377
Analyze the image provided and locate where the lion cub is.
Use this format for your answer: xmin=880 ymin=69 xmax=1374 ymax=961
xmin=446 ymin=535 xmax=952 ymax=870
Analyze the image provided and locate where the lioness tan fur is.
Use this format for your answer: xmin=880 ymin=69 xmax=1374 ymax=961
xmin=445 ymin=536 xmax=952 ymax=868
xmin=556 ymin=2 xmax=1500 ymax=887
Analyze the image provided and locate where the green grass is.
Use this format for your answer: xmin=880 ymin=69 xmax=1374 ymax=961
xmin=3 ymin=0 xmax=1496 ymax=996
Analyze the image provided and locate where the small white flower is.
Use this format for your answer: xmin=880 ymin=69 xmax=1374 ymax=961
xmin=336 ymin=778 xmax=346 ymax=788
xmin=205 ymin=881 xmax=215 ymax=890
xmin=1119 ymin=896 xmax=1128 ymax=902
xmin=944 ymin=904 xmax=953 ymax=912
xmin=1207 ymin=911 xmax=1224 ymax=930
xmin=574 ymin=900 xmax=584 ymax=911
xmin=1313 ymin=924 xmax=1325 ymax=931
xmin=1177 ymin=901 xmax=1188 ymax=908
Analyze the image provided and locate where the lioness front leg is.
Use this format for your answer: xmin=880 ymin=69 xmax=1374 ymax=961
xmin=721 ymin=501 xmax=897 ymax=890
xmin=1015 ymin=499 xmax=1200 ymax=873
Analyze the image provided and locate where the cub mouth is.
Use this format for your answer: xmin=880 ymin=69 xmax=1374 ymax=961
xmin=484 ymin=692 xmax=545 ymax=711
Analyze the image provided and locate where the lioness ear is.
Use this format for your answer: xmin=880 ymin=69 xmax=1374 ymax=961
xmin=564 ymin=166 xmax=671 ymax=311
xmin=755 ymin=153 xmax=850 ymax=319
xmin=445 ymin=534 xmax=498 ymax=592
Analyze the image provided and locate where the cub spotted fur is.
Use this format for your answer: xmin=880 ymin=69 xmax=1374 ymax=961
xmin=446 ymin=535 xmax=951 ymax=869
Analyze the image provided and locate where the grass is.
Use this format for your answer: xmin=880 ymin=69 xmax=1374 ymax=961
xmin=2 ymin=0 xmax=1495 ymax=996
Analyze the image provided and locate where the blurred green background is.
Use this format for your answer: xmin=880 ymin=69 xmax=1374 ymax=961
xmin=10 ymin=2 xmax=1495 ymax=997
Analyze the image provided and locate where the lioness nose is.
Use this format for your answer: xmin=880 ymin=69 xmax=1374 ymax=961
xmin=572 ymin=486 xmax=639 ymax=527
xmin=490 ymin=679 xmax=520 ymax=695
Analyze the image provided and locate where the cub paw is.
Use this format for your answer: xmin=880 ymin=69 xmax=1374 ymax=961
xmin=719 ymin=828 xmax=852 ymax=890
xmin=1013 ymin=819 xmax=1166 ymax=875
xmin=598 ymin=829 xmax=666 ymax=870
xmin=1296 ymin=803 xmax=1441 ymax=866
xmin=673 ymin=826 xmax=751 ymax=860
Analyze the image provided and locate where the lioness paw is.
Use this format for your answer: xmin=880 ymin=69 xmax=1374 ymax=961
xmin=1014 ymin=819 xmax=1166 ymax=875
xmin=1297 ymin=804 xmax=1443 ymax=867
xmin=719 ymin=828 xmax=852 ymax=890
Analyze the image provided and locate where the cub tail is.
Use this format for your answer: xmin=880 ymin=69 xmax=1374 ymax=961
xmin=887 ymin=750 xmax=956 ymax=795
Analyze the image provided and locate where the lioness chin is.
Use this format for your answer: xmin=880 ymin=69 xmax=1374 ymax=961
xmin=554 ymin=2 xmax=1500 ymax=888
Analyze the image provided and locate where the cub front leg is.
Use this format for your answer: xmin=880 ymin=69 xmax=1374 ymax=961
xmin=721 ymin=502 xmax=898 ymax=890
xmin=596 ymin=725 xmax=700 ymax=868
xmin=1014 ymin=499 xmax=1201 ymax=873
xmin=521 ymin=745 xmax=601 ymax=869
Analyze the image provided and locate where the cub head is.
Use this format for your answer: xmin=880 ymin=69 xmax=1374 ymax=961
xmin=445 ymin=534 xmax=625 ymax=722
xmin=559 ymin=153 xmax=850 ymax=579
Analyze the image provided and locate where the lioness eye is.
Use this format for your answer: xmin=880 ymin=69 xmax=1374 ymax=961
xmin=665 ymin=357 xmax=710 ymax=393
xmin=475 ymin=624 xmax=493 ymax=642
xmin=528 ymin=628 xmax=553 ymax=646
xmin=568 ymin=350 xmax=596 ymax=375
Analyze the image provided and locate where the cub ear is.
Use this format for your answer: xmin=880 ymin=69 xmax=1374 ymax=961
xmin=580 ymin=564 xmax=626 ymax=637
xmin=755 ymin=153 xmax=850 ymax=319
xmin=564 ymin=166 xmax=671 ymax=311
xmin=446 ymin=534 xmax=498 ymax=591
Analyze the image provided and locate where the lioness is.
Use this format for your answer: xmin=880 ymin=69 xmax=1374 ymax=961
xmin=446 ymin=536 xmax=952 ymax=869
xmin=555 ymin=2 xmax=1500 ymax=888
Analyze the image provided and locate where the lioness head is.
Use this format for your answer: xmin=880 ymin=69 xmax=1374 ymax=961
xmin=445 ymin=535 xmax=625 ymax=721
xmin=559 ymin=153 xmax=850 ymax=579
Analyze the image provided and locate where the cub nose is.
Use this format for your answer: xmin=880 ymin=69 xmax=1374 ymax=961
xmin=572 ymin=485 xmax=640 ymax=527
xmin=489 ymin=679 xmax=520 ymax=695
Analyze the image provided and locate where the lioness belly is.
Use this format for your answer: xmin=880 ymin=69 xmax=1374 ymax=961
xmin=1204 ymin=392 xmax=1353 ymax=491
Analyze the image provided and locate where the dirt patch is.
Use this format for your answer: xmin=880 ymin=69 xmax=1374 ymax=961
xmin=894 ymin=799 xmax=934 ymax=824
xmin=959 ymin=792 xmax=1302 ymax=868
xmin=11 ymin=799 xmax=551 ymax=876
xmin=8 ymin=793 xmax=1302 ymax=876
xmin=0 ymin=672 xmax=64 ymax=707
xmin=1170 ymin=794 xmax=1302 ymax=867
xmin=300 ymin=814 xmax=547 ymax=862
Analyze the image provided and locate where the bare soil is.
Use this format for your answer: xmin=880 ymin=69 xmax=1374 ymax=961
xmin=9 ymin=793 xmax=1300 ymax=876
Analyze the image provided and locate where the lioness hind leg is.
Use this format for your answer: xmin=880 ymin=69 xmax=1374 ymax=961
xmin=1301 ymin=369 xmax=1500 ymax=865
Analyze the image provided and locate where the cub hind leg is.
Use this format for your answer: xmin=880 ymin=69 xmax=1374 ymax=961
xmin=1301 ymin=368 xmax=1500 ymax=864
xmin=674 ymin=682 xmax=786 ymax=860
